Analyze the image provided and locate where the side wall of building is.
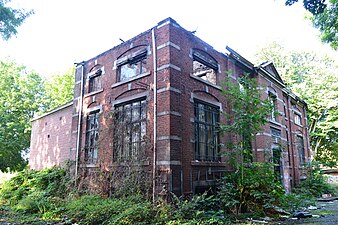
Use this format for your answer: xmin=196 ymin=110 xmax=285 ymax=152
xmin=29 ymin=103 xmax=73 ymax=170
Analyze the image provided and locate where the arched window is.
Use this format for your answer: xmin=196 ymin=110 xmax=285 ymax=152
xmin=88 ymin=65 xmax=103 ymax=93
xmin=192 ymin=49 xmax=218 ymax=84
xmin=116 ymin=46 xmax=149 ymax=82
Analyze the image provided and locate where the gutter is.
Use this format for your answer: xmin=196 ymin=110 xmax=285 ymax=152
xmin=75 ymin=62 xmax=85 ymax=184
xmin=151 ymin=28 xmax=157 ymax=202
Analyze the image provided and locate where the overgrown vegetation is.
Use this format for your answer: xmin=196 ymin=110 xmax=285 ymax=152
xmin=1 ymin=166 xmax=336 ymax=224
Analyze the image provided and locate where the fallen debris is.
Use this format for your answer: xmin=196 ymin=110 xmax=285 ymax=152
xmin=292 ymin=211 xmax=312 ymax=218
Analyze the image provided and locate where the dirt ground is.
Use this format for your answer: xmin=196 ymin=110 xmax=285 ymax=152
xmin=274 ymin=199 xmax=338 ymax=225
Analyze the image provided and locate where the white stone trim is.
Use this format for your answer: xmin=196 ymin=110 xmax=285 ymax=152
xmin=157 ymin=160 xmax=182 ymax=166
xmin=157 ymin=42 xmax=181 ymax=50
xmin=111 ymin=91 xmax=148 ymax=107
xmin=157 ymin=86 xmax=182 ymax=94
xmin=157 ymin=64 xmax=181 ymax=72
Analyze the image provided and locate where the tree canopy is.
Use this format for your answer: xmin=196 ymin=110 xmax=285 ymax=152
xmin=286 ymin=0 xmax=338 ymax=50
xmin=44 ymin=68 xmax=75 ymax=111
xmin=255 ymin=42 xmax=338 ymax=166
xmin=0 ymin=59 xmax=74 ymax=171
xmin=0 ymin=59 xmax=45 ymax=171
xmin=0 ymin=0 xmax=33 ymax=40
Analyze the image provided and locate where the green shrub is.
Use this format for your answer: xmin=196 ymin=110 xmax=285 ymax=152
xmin=280 ymin=192 xmax=316 ymax=212
xmin=0 ymin=167 xmax=70 ymax=213
xmin=217 ymin=162 xmax=285 ymax=216
xmin=62 ymin=195 xmax=155 ymax=225
xmin=294 ymin=162 xmax=336 ymax=198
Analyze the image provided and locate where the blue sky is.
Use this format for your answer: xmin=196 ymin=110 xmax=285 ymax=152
xmin=0 ymin=0 xmax=337 ymax=77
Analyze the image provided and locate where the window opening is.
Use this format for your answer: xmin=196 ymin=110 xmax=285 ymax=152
xmin=296 ymin=135 xmax=305 ymax=165
xmin=118 ymin=53 xmax=147 ymax=82
xmin=269 ymin=94 xmax=277 ymax=121
xmin=89 ymin=69 xmax=102 ymax=93
xmin=271 ymin=128 xmax=282 ymax=181
xmin=114 ymin=98 xmax=146 ymax=161
xmin=295 ymin=113 xmax=302 ymax=125
xmin=194 ymin=101 xmax=220 ymax=161
xmin=85 ymin=111 xmax=100 ymax=163
xmin=192 ymin=50 xmax=218 ymax=85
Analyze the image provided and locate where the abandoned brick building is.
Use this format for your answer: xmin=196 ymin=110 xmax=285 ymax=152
xmin=29 ymin=17 xmax=310 ymax=195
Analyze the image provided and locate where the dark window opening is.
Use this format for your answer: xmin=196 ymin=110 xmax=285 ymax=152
xmin=85 ymin=111 xmax=100 ymax=164
xmin=89 ymin=69 xmax=102 ymax=93
xmin=269 ymin=94 xmax=277 ymax=121
xmin=114 ymin=98 xmax=146 ymax=161
xmin=271 ymin=128 xmax=282 ymax=181
xmin=194 ymin=101 xmax=220 ymax=162
xmin=296 ymin=135 xmax=305 ymax=165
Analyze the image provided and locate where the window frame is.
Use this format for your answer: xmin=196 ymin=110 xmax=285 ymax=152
xmin=192 ymin=49 xmax=218 ymax=85
xmin=194 ymin=100 xmax=220 ymax=162
xmin=294 ymin=113 xmax=302 ymax=126
xmin=269 ymin=94 xmax=277 ymax=121
xmin=270 ymin=127 xmax=282 ymax=180
xmin=113 ymin=98 xmax=147 ymax=162
xmin=85 ymin=110 xmax=100 ymax=164
xmin=88 ymin=69 xmax=102 ymax=93
xmin=296 ymin=135 xmax=305 ymax=165
xmin=117 ymin=49 xmax=148 ymax=82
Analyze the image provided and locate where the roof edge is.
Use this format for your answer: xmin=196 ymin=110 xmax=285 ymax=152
xmin=31 ymin=101 xmax=73 ymax=122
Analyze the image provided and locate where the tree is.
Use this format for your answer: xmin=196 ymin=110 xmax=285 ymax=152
xmin=285 ymin=0 xmax=338 ymax=50
xmin=221 ymin=73 xmax=274 ymax=164
xmin=44 ymin=67 xmax=75 ymax=111
xmin=255 ymin=42 xmax=338 ymax=166
xmin=0 ymin=59 xmax=46 ymax=171
xmin=0 ymin=0 xmax=33 ymax=40
xmin=218 ymin=73 xmax=283 ymax=215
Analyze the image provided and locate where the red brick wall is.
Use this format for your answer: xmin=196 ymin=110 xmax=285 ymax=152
xmin=29 ymin=103 xmax=73 ymax=170
xmin=30 ymin=18 xmax=310 ymax=195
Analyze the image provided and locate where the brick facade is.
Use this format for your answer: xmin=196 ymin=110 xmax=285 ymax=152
xmin=29 ymin=102 xmax=73 ymax=170
xmin=29 ymin=17 xmax=310 ymax=195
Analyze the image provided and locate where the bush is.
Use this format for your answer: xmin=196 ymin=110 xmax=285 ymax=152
xmin=0 ymin=167 xmax=70 ymax=213
xmin=62 ymin=195 xmax=155 ymax=225
xmin=217 ymin=162 xmax=285 ymax=216
xmin=294 ymin=162 xmax=337 ymax=198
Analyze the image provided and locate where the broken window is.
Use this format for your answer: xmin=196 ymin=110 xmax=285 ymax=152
xmin=85 ymin=111 xmax=100 ymax=164
xmin=117 ymin=49 xmax=148 ymax=82
xmin=192 ymin=49 xmax=218 ymax=85
xmin=295 ymin=113 xmax=302 ymax=125
xmin=271 ymin=128 xmax=282 ymax=181
xmin=296 ymin=135 xmax=305 ymax=165
xmin=194 ymin=101 xmax=220 ymax=162
xmin=269 ymin=94 xmax=277 ymax=121
xmin=88 ymin=68 xmax=102 ymax=93
xmin=114 ymin=98 xmax=146 ymax=161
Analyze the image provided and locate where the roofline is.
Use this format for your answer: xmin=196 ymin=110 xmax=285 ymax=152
xmin=31 ymin=101 xmax=73 ymax=122
xmin=226 ymin=46 xmax=254 ymax=70
xmin=256 ymin=66 xmax=286 ymax=88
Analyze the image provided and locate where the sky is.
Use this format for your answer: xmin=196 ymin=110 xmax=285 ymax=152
xmin=0 ymin=0 xmax=337 ymax=78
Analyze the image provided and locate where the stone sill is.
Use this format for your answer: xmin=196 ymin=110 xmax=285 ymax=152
xmin=111 ymin=72 xmax=151 ymax=88
xmin=190 ymin=74 xmax=222 ymax=90
xmin=84 ymin=89 xmax=104 ymax=98
xmin=191 ymin=161 xmax=227 ymax=167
